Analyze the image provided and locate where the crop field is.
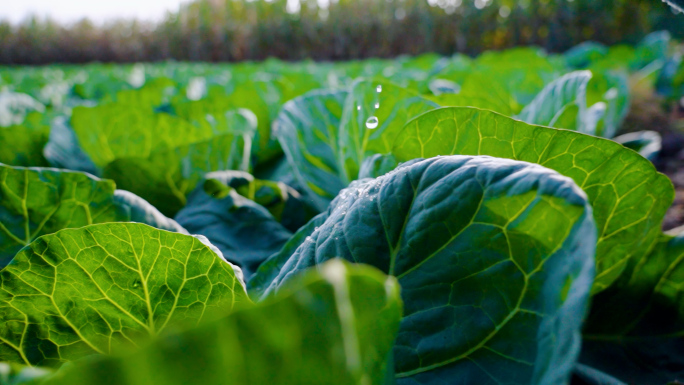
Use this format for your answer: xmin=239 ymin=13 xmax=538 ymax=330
xmin=0 ymin=29 xmax=683 ymax=385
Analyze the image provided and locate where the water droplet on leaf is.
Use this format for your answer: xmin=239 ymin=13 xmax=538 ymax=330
xmin=374 ymin=102 xmax=380 ymax=109
xmin=365 ymin=116 xmax=379 ymax=129
xmin=376 ymin=85 xmax=382 ymax=92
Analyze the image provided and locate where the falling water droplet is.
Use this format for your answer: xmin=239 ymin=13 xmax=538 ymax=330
xmin=365 ymin=116 xmax=379 ymax=129
xmin=376 ymin=85 xmax=382 ymax=93
xmin=374 ymin=102 xmax=380 ymax=109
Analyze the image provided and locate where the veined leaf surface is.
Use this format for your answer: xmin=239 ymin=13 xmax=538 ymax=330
xmin=40 ymin=260 xmax=401 ymax=385
xmin=251 ymin=155 xmax=596 ymax=384
xmin=274 ymin=80 xmax=437 ymax=211
xmin=580 ymin=230 xmax=684 ymax=384
xmin=0 ymin=164 xmax=186 ymax=267
xmin=392 ymin=107 xmax=673 ymax=292
xmin=103 ymin=112 xmax=254 ymax=217
xmin=0 ymin=223 xmax=249 ymax=367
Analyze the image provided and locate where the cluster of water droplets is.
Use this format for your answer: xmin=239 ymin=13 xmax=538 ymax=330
xmin=362 ymin=84 xmax=382 ymax=129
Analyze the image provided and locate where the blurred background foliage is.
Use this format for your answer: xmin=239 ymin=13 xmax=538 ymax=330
xmin=0 ymin=0 xmax=681 ymax=65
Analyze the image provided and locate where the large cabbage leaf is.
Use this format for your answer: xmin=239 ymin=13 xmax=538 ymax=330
xmin=579 ymin=229 xmax=684 ymax=384
xmin=68 ymin=104 xmax=207 ymax=171
xmin=251 ymin=155 xmax=596 ymax=384
xmin=392 ymin=107 xmax=673 ymax=292
xmin=274 ymin=80 xmax=439 ymax=211
xmin=38 ymin=260 xmax=401 ymax=385
xmin=273 ymin=89 xmax=349 ymax=210
xmin=102 ymin=126 xmax=252 ymax=217
xmin=0 ymin=223 xmax=248 ymax=367
xmin=44 ymin=105 xmax=255 ymax=216
xmin=0 ymin=164 xmax=186 ymax=267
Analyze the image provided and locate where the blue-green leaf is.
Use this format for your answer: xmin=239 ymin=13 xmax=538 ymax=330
xmin=175 ymin=171 xmax=298 ymax=279
xmin=251 ymin=155 xmax=596 ymax=384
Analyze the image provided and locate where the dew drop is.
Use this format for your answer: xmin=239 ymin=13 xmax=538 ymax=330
xmin=365 ymin=116 xmax=379 ymax=129
xmin=376 ymin=85 xmax=382 ymax=93
xmin=357 ymin=105 xmax=361 ymax=111
xmin=374 ymin=102 xmax=380 ymax=109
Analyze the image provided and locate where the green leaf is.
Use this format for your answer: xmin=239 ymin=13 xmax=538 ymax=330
xmin=633 ymin=31 xmax=671 ymax=71
xmin=458 ymin=48 xmax=563 ymax=113
xmin=173 ymin=87 xmax=277 ymax=164
xmin=0 ymin=113 xmax=50 ymax=168
xmin=338 ymin=79 xmax=438 ymax=181
xmin=564 ymin=42 xmax=608 ymax=69
xmin=102 ymin=111 xmax=254 ymax=217
xmin=175 ymin=171 xmax=302 ymax=279
xmin=274 ymin=89 xmax=349 ymax=210
xmin=612 ymin=131 xmax=661 ymax=161
xmin=40 ymin=260 xmax=401 ymax=385
xmin=251 ymin=155 xmax=596 ymax=384
xmin=518 ymin=71 xmax=601 ymax=133
xmin=0 ymin=164 xmax=187 ymax=267
xmin=249 ymin=213 xmax=327 ymax=295
xmin=392 ymin=107 xmax=673 ymax=292
xmin=585 ymin=71 xmax=630 ymax=138
xmin=70 ymin=105 xmax=200 ymax=171
xmin=358 ymin=154 xmax=401 ymax=180
xmin=0 ymin=164 xmax=127 ymax=267
xmin=113 ymin=78 xmax=176 ymax=107
xmin=579 ymin=230 xmax=684 ymax=384
xmin=43 ymin=117 xmax=99 ymax=175
xmin=112 ymin=190 xmax=188 ymax=234
xmin=428 ymin=92 xmax=514 ymax=117
xmin=274 ymin=81 xmax=438 ymax=211
xmin=0 ymin=222 xmax=249 ymax=367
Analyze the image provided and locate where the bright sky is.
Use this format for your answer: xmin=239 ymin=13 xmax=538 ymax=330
xmin=1 ymin=0 xmax=188 ymax=24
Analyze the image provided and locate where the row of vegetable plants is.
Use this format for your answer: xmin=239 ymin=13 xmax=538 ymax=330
xmin=0 ymin=30 xmax=683 ymax=384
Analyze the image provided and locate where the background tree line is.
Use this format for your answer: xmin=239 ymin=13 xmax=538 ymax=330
xmin=0 ymin=0 xmax=681 ymax=65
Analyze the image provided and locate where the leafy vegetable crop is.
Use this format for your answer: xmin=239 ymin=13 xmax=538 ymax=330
xmin=0 ymin=31 xmax=682 ymax=385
